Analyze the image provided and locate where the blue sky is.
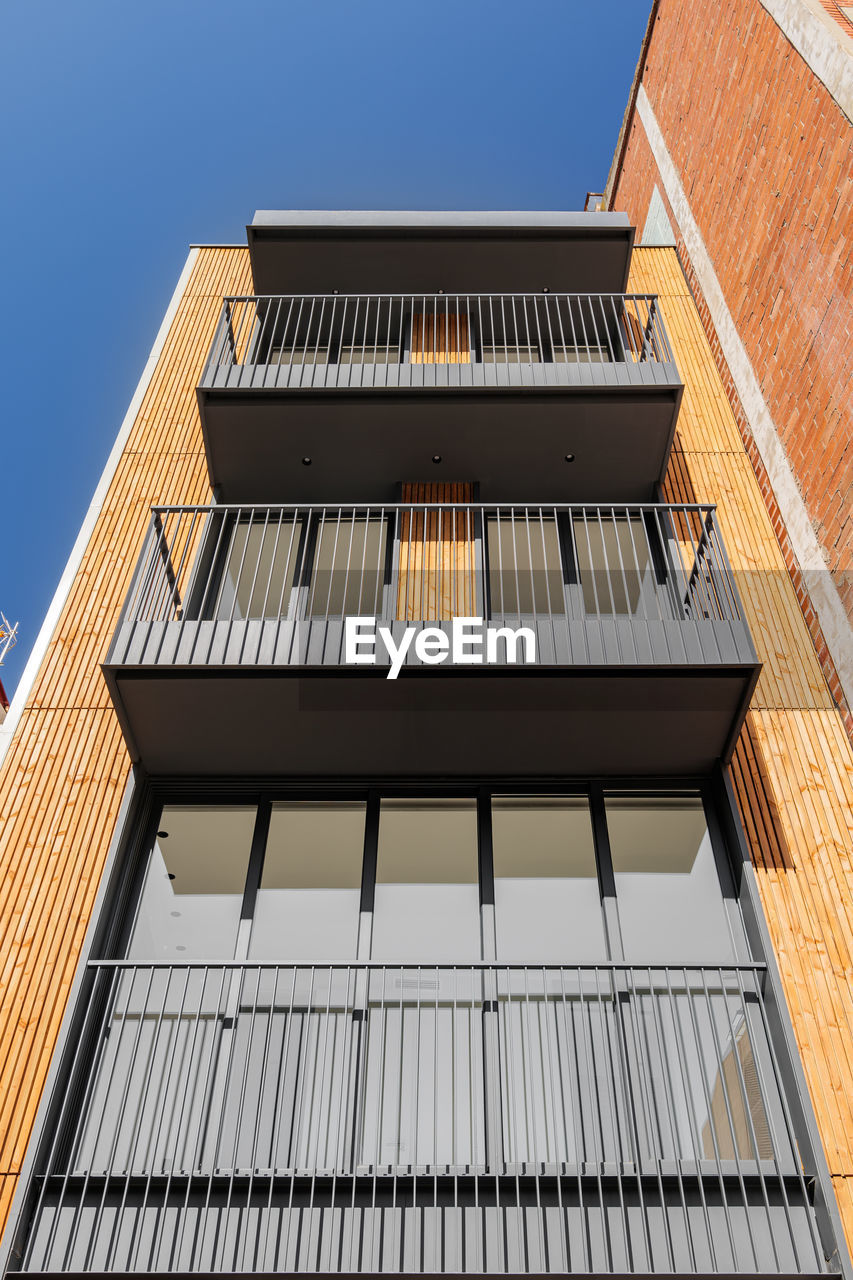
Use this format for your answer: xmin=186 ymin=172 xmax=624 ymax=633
xmin=0 ymin=0 xmax=648 ymax=696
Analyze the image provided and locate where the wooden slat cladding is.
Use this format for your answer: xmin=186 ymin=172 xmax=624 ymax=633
xmin=0 ymin=250 xmax=251 ymax=1233
xmin=628 ymin=250 xmax=853 ymax=1247
xmin=0 ymin=1181 xmax=14 ymax=1248
xmin=410 ymin=313 xmax=471 ymax=363
xmin=396 ymin=482 xmax=476 ymax=620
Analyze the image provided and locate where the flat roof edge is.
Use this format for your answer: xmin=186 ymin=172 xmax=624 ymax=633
xmin=250 ymin=209 xmax=632 ymax=232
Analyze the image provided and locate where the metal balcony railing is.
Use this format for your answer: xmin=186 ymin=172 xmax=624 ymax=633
xmin=108 ymin=503 xmax=755 ymax=672
xmin=198 ymin=293 xmax=678 ymax=391
xmin=20 ymin=963 xmax=826 ymax=1274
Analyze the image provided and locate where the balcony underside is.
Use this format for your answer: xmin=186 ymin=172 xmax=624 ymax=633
xmin=247 ymin=212 xmax=635 ymax=294
xmin=198 ymin=385 xmax=682 ymax=504
xmin=104 ymin=664 xmax=758 ymax=778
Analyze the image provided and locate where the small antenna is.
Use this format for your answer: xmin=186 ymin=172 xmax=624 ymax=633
xmin=0 ymin=613 xmax=18 ymax=666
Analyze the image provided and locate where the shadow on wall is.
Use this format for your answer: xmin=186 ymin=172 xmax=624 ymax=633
xmin=731 ymin=718 xmax=796 ymax=872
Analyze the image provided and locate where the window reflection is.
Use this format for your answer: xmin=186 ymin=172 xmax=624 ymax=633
xmin=572 ymin=515 xmax=657 ymax=616
xmin=248 ymin=802 xmax=365 ymax=961
xmin=304 ymin=517 xmax=388 ymax=618
xmin=127 ymin=805 xmax=255 ymax=960
xmin=215 ymin=517 xmax=303 ymax=619
xmin=487 ymin=516 xmax=566 ymax=616
xmin=606 ymin=794 xmax=735 ymax=962
xmin=492 ymin=796 xmax=605 ymax=962
xmin=372 ymin=799 xmax=479 ymax=962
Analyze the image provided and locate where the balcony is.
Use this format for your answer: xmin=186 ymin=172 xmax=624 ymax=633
xmin=196 ymin=293 xmax=683 ymax=502
xmin=103 ymin=502 xmax=759 ymax=777
xmin=17 ymin=962 xmax=829 ymax=1275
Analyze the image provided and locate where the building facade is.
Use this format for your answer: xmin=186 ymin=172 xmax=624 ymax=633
xmin=603 ymin=0 xmax=853 ymax=737
xmin=0 ymin=208 xmax=850 ymax=1279
xmin=600 ymin=0 xmax=853 ymax=1254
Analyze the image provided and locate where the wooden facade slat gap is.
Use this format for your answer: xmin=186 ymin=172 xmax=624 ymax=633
xmin=0 ymin=715 xmax=129 ymax=1156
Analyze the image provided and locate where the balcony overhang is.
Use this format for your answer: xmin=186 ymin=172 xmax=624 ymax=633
xmin=248 ymin=210 xmax=635 ymax=295
xmin=198 ymin=384 xmax=683 ymax=503
xmin=103 ymin=658 xmax=759 ymax=780
xmin=105 ymin=502 xmax=758 ymax=777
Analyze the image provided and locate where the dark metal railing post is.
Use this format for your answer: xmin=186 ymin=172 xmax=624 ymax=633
xmin=108 ymin=500 xmax=758 ymax=678
xmin=202 ymin=293 xmax=678 ymax=385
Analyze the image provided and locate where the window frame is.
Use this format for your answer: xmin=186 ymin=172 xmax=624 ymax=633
xmin=183 ymin=508 xmax=395 ymax=624
xmin=95 ymin=780 xmax=773 ymax=1185
xmin=117 ymin=779 xmax=748 ymax=969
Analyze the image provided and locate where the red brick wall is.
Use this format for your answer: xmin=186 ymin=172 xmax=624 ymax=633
xmin=815 ymin=0 xmax=853 ymax=37
xmin=610 ymin=0 xmax=853 ymax=739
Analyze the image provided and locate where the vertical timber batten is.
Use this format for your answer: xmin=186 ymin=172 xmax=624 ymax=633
xmin=397 ymin=482 xmax=476 ymax=620
xmin=0 ymin=249 xmax=252 ymax=1233
xmin=630 ymin=246 xmax=853 ymax=1250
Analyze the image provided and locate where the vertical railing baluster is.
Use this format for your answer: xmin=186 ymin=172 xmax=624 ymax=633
xmin=28 ymin=965 xmax=117 ymax=1271
xmin=642 ymin=964 xmax=702 ymax=1272
xmin=621 ymin=966 xmax=670 ymax=1272
xmin=716 ymin=966 xmax=804 ymax=1268
xmin=592 ymin=964 xmax=632 ymax=1269
xmin=73 ymin=966 xmax=156 ymax=1272
xmin=697 ymin=968 xmax=777 ymax=1271
xmin=123 ymin=964 xmax=193 ymax=1270
xmin=671 ymin=966 xmax=745 ymax=1269
xmin=260 ymin=965 xmax=300 ymax=1267
xmin=156 ymin=965 xmax=215 ymax=1269
xmin=740 ymin=966 xmax=827 ymax=1270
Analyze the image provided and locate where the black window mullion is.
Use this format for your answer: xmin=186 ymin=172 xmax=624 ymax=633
xmin=293 ymin=510 xmax=319 ymax=619
xmin=700 ymin=778 xmax=752 ymax=962
xmin=477 ymin=787 xmax=503 ymax=1175
xmin=112 ymin=801 xmax=167 ymax=960
xmin=477 ymin=787 xmax=496 ymax=966
xmin=380 ymin=510 xmax=396 ymax=624
xmin=589 ymin=781 xmax=623 ymax=961
xmin=237 ymin=798 xmax=273 ymax=955
xmin=477 ymin=787 xmax=495 ymax=909
xmin=359 ymin=789 xmax=381 ymax=918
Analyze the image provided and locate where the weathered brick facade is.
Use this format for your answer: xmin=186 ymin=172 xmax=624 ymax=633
xmin=608 ymin=0 xmax=853 ymax=739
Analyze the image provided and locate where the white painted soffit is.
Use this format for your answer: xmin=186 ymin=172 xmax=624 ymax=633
xmin=636 ymin=85 xmax=853 ymax=712
xmin=0 ymin=248 xmax=200 ymax=770
xmin=760 ymin=0 xmax=853 ymax=123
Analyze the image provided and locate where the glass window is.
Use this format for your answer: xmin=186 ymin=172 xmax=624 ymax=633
xmin=606 ymin=794 xmax=735 ymax=962
xmin=492 ymin=797 xmax=606 ymax=962
xmin=339 ymin=345 xmax=399 ymax=364
xmin=572 ymin=514 xmax=656 ymax=616
xmin=552 ymin=345 xmax=610 ymax=363
xmin=215 ymin=517 xmax=303 ymax=619
xmin=487 ymin=514 xmax=566 ymax=616
xmin=127 ymin=805 xmax=256 ymax=960
xmin=305 ymin=516 xmax=388 ymax=618
xmin=248 ymin=802 xmax=365 ymax=961
xmin=481 ymin=344 xmax=540 ymax=363
xmin=372 ymin=799 xmax=480 ymax=962
xmin=267 ymin=345 xmax=330 ymax=365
